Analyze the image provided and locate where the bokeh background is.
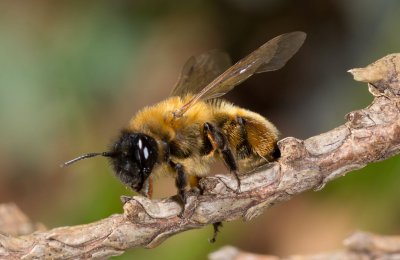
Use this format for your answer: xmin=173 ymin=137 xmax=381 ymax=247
xmin=1 ymin=1 xmax=400 ymax=259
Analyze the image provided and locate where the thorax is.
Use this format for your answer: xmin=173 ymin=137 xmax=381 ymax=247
xmin=127 ymin=96 xmax=213 ymax=142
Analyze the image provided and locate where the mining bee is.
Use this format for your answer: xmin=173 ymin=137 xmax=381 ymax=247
xmin=63 ymin=31 xmax=306 ymax=242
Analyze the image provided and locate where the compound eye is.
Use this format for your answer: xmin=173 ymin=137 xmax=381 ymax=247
xmin=137 ymin=138 xmax=150 ymax=160
xmin=134 ymin=135 xmax=158 ymax=173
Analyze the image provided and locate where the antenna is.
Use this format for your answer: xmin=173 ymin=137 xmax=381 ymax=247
xmin=60 ymin=151 xmax=115 ymax=168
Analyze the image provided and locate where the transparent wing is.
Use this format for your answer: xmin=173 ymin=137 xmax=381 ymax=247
xmin=170 ymin=50 xmax=232 ymax=97
xmin=174 ymin=31 xmax=306 ymax=117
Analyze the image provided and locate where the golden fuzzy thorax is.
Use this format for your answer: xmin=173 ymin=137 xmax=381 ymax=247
xmin=127 ymin=95 xmax=279 ymax=178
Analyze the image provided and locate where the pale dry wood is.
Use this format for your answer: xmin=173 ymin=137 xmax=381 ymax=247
xmin=0 ymin=204 xmax=45 ymax=237
xmin=1 ymin=54 xmax=400 ymax=259
xmin=209 ymin=231 xmax=400 ymax=260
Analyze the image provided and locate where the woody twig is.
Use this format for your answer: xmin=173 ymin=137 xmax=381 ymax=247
xmin=1 ymin=54 xmax=400 ymax=259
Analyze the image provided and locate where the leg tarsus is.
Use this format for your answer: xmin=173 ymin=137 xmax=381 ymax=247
xmin=221 ymin=141 xmax=241 ymax=192
xmin=121 ymin=177 xmax=153 ymax=205
xmin=138 ymin=177 xmax=153 ymax=198
xmin=272 ymin=144 xmax=281 ymax=159
xmin=232 ymin=171 xmax=241 ymax=193
xmin=175 ymin=163 xmax=187 ymax=204
xmin=209 ymin=222 xmax=223 ymax=243
xmin=171 ymin=162 xmax=188 ymax=217
xmin=120 ymin=195 xmax=132 ymax=204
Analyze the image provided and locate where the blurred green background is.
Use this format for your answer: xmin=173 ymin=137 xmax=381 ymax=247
xmin=1 ymin=0 xmax=400 ymax=259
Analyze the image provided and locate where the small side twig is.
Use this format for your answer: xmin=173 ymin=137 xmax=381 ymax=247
xmin=0 ymin=203 xmax=45 ymax=237
xmin=209 ymin=231 xmax=400 ymax=260
xmin=1 ymin=54 xmax=400 ymax=259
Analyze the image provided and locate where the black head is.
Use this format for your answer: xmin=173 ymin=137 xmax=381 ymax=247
xmin=108 ymin=132 xmax=158 ymax=192
xmin=61 ymin=132 xmax=158 ymax=193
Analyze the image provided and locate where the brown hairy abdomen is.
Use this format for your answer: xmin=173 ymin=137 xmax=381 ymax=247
xmin=214 ymin=107 xmax=278 ymax=172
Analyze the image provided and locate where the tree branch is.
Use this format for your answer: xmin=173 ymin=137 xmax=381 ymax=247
xmin=1 ymin=54 xmax=400 ymax=259
xmin=0 ymin=203 xmax=45 ymax=237
xmin=209 ymin=231 xmax=400 ymax=260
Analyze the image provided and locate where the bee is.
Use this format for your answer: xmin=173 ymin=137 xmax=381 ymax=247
xmin=63 ymin=31 xmax=305 ymax=220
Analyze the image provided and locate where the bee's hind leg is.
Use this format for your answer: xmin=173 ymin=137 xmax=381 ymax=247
xmin=209 ymin=222 xmax=223 ymax=243
xmin=204 ymin=122 xmax=241 ymax=192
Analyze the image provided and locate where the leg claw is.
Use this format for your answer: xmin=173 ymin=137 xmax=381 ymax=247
xmin=120 ymin=195 xmax=132 ymax=204
xmin=209 ymin=222 xmax=223 ymax=243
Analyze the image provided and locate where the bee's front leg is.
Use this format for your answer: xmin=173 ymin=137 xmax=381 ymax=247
xmin=139 ymin=177 xmax=153 ymax=198
xmin=121 ymin=177 xmax=153 ymax=204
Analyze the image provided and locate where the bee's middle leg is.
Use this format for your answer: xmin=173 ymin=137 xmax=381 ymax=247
xmin=170 ymin=161 xmax=188 ymax=205
xmin=203 ymin=122 xmax=241 ymax=192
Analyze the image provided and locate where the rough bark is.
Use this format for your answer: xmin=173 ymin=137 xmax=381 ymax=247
xmin=1 ymin=54 xmax=399 ymax=259
xmin=209 ymin=231 xmax=400 ymax=260
xmin=0 ymin=204 xmax=45 ymax=237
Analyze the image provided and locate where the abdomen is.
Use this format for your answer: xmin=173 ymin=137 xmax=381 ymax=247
xmin=211 ymin=100 xmax=279 ymax=173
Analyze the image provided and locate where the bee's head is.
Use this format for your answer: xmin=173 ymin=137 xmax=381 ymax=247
xmin=109 ymin=132 xmax=158 ymax=191
xmin=62 ymin=131 xmax=158 ymax=193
